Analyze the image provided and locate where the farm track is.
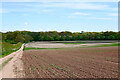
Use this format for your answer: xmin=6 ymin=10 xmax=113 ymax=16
xmin=0 ymin=44 xmax=25 ymax=78
xmin=22 ymin=46 xmax=118 ymax=78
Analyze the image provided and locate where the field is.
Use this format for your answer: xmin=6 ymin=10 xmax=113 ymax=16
xmin=1 ymin=42 xmax=22 ymax=57
xmin=25 ymin=41 xmax=118 ymax=49
xmin=21 ymin=41 xmax=118 ymax=78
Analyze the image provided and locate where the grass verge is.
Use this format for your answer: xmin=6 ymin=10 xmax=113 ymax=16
xmin=24 ymin=47 xmax=64 ymax=51
xmin=1 ymin=42 xmax=22 ymax=58
xmin=0 ymin=57 xmax=13 ymax=70
xmin=81 ymin=43 xmax=120 ymax=48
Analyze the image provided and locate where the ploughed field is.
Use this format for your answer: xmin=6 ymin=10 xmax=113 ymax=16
xmin=22 ymin=46 xmax=118 ymax=78
xmin=25 ymin=41 xmax=116 ymax=48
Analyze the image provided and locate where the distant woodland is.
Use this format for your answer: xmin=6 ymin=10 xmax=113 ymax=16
xmin=1 ymin=31 xmax=120 ymax=44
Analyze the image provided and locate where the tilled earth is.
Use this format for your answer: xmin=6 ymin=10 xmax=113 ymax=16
xmin=22 ymin=46 xmax=118 ymax=78
xmin=25 ymin=42 xmax=112 ymax=48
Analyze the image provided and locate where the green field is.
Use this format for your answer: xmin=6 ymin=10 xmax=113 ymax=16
xmin=52 ymin=41 xmax=115 ymax=44
xmin=1 ymin=42 xmax=22 ymax=58
xmin=23 ymin=47 xmax=63 ymax=51
xmin=82 ymin=43 xmax=119 ymax=48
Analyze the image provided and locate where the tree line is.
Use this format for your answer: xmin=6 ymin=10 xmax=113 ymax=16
xmin=1 ymin=31 xmax=120 ymax=44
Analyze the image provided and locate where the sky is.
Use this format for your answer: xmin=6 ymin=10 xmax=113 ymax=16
xmin=0 ymin=0 xmax=118 ymax=32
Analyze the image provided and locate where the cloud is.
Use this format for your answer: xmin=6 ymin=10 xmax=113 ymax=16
xmin=4 ymin=2 xmax=117 ymax=10
xmin=1 ymin=2 xmax=117 ymax=14
xmin=108 ymin=13 xmax=118 ymax=16
xmin=0 ymin=8 xmax=2 ymax=13
xmin=90 ymin=17 xmax=112 ymax=20
xmin=1 ymin=0 xmax=119 ymax=2
xmin=74 ymin=12 xmax=89 ymax=15
xmin=23 ymin=14 xmax=29 ymax=16
xmin=37 ymin=3 xmax=112 ymax=10
xmin=68 ymin=16 xmax=76 ymax=18
xmin=37 ymin=9 xmax=53 ymax=13
xmin=112 ymin=8 xmax=118 ymax=11
xmin=22 ymin=28 xmax=30 ymax=31
xmin=2 ymin=7 xmax=53 ymax=13
xmin=24 ymin=22 xmax=28 ymax=26
xmin=68 ymin=12 xmax=90 ymax=18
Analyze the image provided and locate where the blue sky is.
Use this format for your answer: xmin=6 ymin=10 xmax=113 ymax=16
xmin=1 ymin=1 xmax=118 ymax=32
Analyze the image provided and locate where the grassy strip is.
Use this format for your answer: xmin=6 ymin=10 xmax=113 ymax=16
xmin=1 ymin=42 xmax=22 ymax=58
xmin=0 ymin=57 xmax=13 ymax=70
xmin=24 ymin=47 xmax=64 ymax=51
xmin=81 ymin=43 xmax=120 ymax=48
xmin=1 ymin=49 xmax=20 ymax=58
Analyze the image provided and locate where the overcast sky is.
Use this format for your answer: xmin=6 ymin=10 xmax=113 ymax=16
xmin=0 ymin=0 xmax=118 ymax=32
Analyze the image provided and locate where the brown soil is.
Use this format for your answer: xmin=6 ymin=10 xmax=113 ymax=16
xmin=22 ymin=46 xmax=118 ymax=78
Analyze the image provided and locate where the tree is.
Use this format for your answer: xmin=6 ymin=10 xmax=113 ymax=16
xmin=49 ymin=36 xmax=54 ymax=41
xmin=6 ymin=32 xmax=15 ymax=41
xmin=24 ymin=35 xmax=33 ymax=43
xmin=54 ymin=35 xmax=59 ymax=41
xmin=2 ymin=33 xmax=7 ymax=41
xmin=77 ymin=35 xmax=81 ymax=40
xmin=43 ymin=35 xmax=49 ymax=41
xmin=60 ymin=36 xmax=65 ymax=41
xmin=15 ymin=34 xmax=25 ymax=43
xmin=66 ymin=35 xmax=71 ymax=41
xmin=1 ymin=30 xmax=119 ymax=43
xmin=38 ymin=35 xmax=43 ymax=41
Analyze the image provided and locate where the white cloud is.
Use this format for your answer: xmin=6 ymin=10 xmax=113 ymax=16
xmin=68 ymin=12 xmax=90 ymax=18
xmin=23 ymin=2 xmax=117 ymax=11
xmin=37 ymin=9 xmax=53 ymax=13
xmin=1 ymin=0 xmax=119 ymax=2
xmin=1 ymin=2 xmax=117 ymax=14
xmin=112 ymin=8 xmax=118 ymax=11
xmin=108 ymin=13 xmax=118 ymax=16
xmin=24 ymin=22 xmax=28 ymax=26
xmin=74 ymin=12 xmax=89 ymax=15
xmin=0 ymin=3 xmax=1 ymax=13
xmin=23 ymin=14 xmax=29 ymax=16
xmin=90 ymin=17 xmax=112 ymax=20
xmin=2 ymin=7 xmax=53 ymax=13
xmin=22 ymin=28 xmax=30 ymax=31
xmin=68 ymin=16 xmax=76 ymax=18
xmin=39 ymin=3 xmax=111 ymax=10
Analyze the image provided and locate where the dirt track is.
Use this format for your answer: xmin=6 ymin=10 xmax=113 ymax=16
xmin=22 ymin=46 xmax=118 ymax=78
xmin=0 ymin=44 xmax=25 ymax=78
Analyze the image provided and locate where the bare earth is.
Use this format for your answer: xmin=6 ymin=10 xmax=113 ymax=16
xmin=22 ymin=46 xmax=118 ymax=78
xmin=25 ymin=42 xmax=113 ymax=48
xmin=0 ymin=42 xmax=118 ymax=79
